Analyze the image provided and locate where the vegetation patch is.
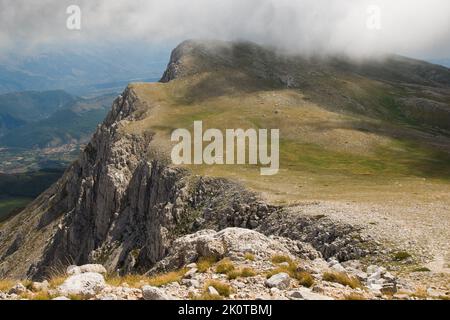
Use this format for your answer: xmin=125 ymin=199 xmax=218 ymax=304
xmin=296 ymin=271 xmax=315 ymax=288
xmin=267 ymin=258 xmax=315 ymax=287
xmin=148 ymin=269 xmax=187 ymax=287
xmin=393 ymin=251 xmax=412 ymax=261
xmin=215 ymin=258 xmax=235 ymax=274
xmin=322 ymin=271 xmax=362 ymax=289
xmin=412 ymin=267 xmax=431 ymax=272
xmin=189 ymin=292 xmax=223 ymax=300
xmin=204 ymin=280 xmax=233 ymax=297
xmin=227 ymin=267 xmax=257 ymax=280
xmin=244 ymin=253 xmax=255 ymax=261
xmin=240 ymin=267 xmax=257 ymax=278
xmin=411 ymin=288 xmax=428 ymax=299
xmin=344 ymin=293 xmax=366 ymax=300
xmin=271 ymin=254 xmax=293 ymax=264
xmin=0 ymin=197 xmax=32 ymax=223
xmin=197 ymin=256 xmax=218 ymax=273
xmin=48 ymin=276 xmax=66 ymax=289
xmin=21 ymin=291 xmax=56 ymax=300
xmin=0 ymin=279 xmax=15 ymax=292
xmin=106 ymin=269 xmax=187 ymax=288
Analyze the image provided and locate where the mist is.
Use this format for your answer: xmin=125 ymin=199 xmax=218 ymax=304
xmin=1 ymin=0 xmax=450 ymax=60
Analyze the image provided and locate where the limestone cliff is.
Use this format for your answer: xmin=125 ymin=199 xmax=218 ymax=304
xmin=0 ymin=86 xmax=275 ymax=279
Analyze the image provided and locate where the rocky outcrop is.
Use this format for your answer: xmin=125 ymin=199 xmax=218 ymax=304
xmin=150 ymin=228 xmax=314 ymax=273
xmin=0 ymin=228 xmax=446 ymax=300
xmin=257 ymin=208 xmax=374 ymax=261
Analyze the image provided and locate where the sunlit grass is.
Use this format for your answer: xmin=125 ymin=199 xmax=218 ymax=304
xmin=322 ymin=271 xmax=362 ymax=289
xmin=106 ymin=269 xmax=187 ymax=288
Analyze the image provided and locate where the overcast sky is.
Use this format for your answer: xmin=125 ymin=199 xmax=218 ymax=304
xmin=1 ymin=0 xmax=449 ymax=59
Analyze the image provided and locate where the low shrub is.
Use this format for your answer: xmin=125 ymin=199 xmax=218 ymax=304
xmin=204 ymin=280 xmax=233 ymax=297
xmin=215 ymin=258 xmax=235 ymax=274
xmin=322 ymin=271 xmax=362 ymax=289
xmin=244 ymin=253 xmax=255 ymax=261
xmin=393 ymin=251 xmax=412 ymax=261
xmin=197 ymin=256 xmax=218 ymax=273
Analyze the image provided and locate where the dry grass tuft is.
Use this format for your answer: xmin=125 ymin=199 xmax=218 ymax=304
xmin=197 ymin=256 xmax=218 ymax=273
xmin=240 ymin=267 xmax=257 ymax=278
xmin=322 ymin=271 xmax=362 ymax=289
xmin=105 ymin=274 xmax=148 ymax=287
xmin=271 ymin=255 xmax=293 ymax=264
xmin=227 ymin=267 xmax=257 ymax=280
xmin=147 ymin=269 xmax=187 ymax=287
xmin=204 ymin=280 xmax=233 ymax=297
xmin=296 ymin=271 xmax=315 ymax=288
xmin=20 ymin=290 xmax=56 ymax=300
xmin=226 ymin=270 xmax=241 ymax=280
xmin=412 ymin=267 xmax=431 ymax=272
xmin=48 ymin=276 xmax=66 ymax=289
xmin=215 ymin=258 xmax=235 ymax=274
xmin=393 ymin=251 xmax=412 ymax=261
xmin=106 ymin=269 xmax=186 ymax=288
xmin=344 ymin=293 xmax=367 ymax=300
xmin=189 ymin=292 xmax=224 ymax=300
xmin=411 ymin=287 xmax=428 ymax=299
xmin=266 ymin=258 xmax=314 ymax=287
xmin=244 ymin=253 xmax=255 ymax=261
xmin=0 ymin=279 xmax=15 ymax=292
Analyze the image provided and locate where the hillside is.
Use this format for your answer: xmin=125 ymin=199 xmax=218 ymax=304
xmin=0 ymin=93 xmax=115 ymax=149
xmin=0 ymin=169 xmax=64 ymax=223
xmin=148 ymin=40 xmax=450 ymax=202
xmin=0 ymin=90 xmax=76 ymax=136
xmin=0 ymin=41 xmax=448 ymax=297
xmin=0 ymin=45 xmax=168 ymax=96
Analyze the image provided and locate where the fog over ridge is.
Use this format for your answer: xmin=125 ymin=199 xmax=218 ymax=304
xmin=0 ymin=0 xmax=449 ymax=60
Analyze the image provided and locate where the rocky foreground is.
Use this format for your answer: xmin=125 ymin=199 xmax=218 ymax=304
xmin=1 ymin=228 xmax=447 ymax=300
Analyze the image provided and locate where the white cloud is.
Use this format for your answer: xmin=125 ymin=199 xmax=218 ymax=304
xmin=1 ymin=0 xmax=449 ymax=59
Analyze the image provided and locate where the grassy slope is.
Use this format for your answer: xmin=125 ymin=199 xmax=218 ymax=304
xmin=122 ymin=86 xmax=449 ymax=204
xmin=114 ymin=42 xmax=450 ymax=204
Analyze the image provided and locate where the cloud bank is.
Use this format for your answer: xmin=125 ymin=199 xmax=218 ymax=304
xmin=1 ymin=0 xmax=449 ymax=59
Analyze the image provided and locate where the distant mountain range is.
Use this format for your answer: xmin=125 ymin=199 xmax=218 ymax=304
xmin=0 ymin=90 xmax=115 ymax=149
xmin=0 ymin=44 xmax=170 ymax=96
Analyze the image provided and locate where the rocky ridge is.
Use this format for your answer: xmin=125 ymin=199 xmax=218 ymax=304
xmin=2 ymin=228 xmax=439 ymax=301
